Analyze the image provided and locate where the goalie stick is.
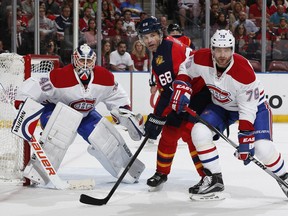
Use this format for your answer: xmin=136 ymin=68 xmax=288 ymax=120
xmin=79 ymin=135 xmax=149 ymax=205
xmin=184 ymin=106 xmax=288 ymax=198
xmin=0 ymin=83 xmax=94 ymax=190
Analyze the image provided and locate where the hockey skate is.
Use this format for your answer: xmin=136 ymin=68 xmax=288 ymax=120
xmin=189 ymin=168 xmax=225 ymax=201
xmin=278 ymin=173 xmax=288 ymax=197
xmin=147 ymin=172 xmax=167 ymax=192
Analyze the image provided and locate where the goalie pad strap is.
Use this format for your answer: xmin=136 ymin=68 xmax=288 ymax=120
xmin=88 ymin=117 xmax=145 ymax=183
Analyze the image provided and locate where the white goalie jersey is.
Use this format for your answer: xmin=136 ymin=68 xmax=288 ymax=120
xmin=15 ymin=64 xmax=130 ymax=116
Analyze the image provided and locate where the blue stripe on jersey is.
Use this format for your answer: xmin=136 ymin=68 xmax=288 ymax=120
xmin=201 ymin=155 xmax=219 ymax=164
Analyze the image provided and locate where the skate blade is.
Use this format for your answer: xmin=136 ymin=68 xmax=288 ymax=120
xmin=190 ymin=192 xmax=227 ymax=201
xmin=148 ymin=183 xmax=164 ymax=192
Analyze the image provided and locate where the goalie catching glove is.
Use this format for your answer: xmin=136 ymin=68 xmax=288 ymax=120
xmin=110 ymin=107 xmax=145 ymax=141
xmin=234 ymin=131 xmax=255 ymax=165
xmin=170 ymin=80 xmax=192 ymax=114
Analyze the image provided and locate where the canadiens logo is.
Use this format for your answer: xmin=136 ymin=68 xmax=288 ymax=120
xmin=70 ymin=98 xmax=96 ymax=112
xmin=207 ymin=84 xmax=232 ymax=104
xmin=155 ymin=55 xmax=165 ymax=66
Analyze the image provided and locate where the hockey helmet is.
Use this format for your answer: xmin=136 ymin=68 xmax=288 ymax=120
xmin=137 ymin=17 xmax=162 ymax=35
xmin=167 ymin=23 xmax=182 ymax=34
xmin=72 ymin=44 xmax=96 ymax=81
xmin=211 ymin=29 xmax=235 ymax=53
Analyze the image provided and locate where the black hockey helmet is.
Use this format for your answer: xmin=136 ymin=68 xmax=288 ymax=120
xmin=137 ymin=17 xmax=162 ymax=35
xmin=167 ymin=23 xmax=182 ymax=34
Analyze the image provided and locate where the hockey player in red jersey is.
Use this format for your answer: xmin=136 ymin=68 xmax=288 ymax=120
xmin=170 ymin=29 xmax=288 ymax=199
xmin=167 ymin=23 xmax=195 ymax=50
xmin=137 ymin=17 xmax=211 ymax=190
xmin=14 ymin=44 xmax=145 ymax=187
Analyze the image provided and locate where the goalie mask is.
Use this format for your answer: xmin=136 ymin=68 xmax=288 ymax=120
xmin=72 ymin=44 xmax=96 ymax=81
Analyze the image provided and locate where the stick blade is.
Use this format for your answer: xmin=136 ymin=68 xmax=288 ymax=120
xmin=79 ymin=194 xmax=108 ymax=206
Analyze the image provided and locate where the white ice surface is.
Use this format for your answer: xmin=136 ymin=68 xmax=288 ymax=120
xmin=1 ymin=123 xmax=288 ymax=216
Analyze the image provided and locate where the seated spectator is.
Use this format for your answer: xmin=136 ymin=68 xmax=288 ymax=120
xmin=232 ymin=11 xmax=259 ymax=36
xmin=110 ymin=41 xmax=134 ymax=71
xmin=130 ymin=40 xmax=149 ymax=71
xmin=44 ymin=39 xmax=64 ymax=67
xmin=274 ymin=17 xmax=288 ymax=39
xmin=45 ymin=0 xmax=61 ymax=16
xmin=27 ymin=6 xmax=56 ymax=53
xmin=83 ymin=0 xmax=98 ymax=18
xmin=159 ymin=15 xmax=168 ymax=36
xmin=17 ymin=8 xmax=29 ymax=32
xmin=102 ymin=0 xmax=115 ymax=30
xmin=101 ymin=40 xmax=112 ymax=69
xmin=269 ymin=5 xmax=288 ymax=28
xmin=202 ymin=3 xmax=220 ymax=28
xmin=120 ymin=0 xmax=143 ymax=21
xmin=80 ymin=18 xmax=101 ymax=51
xmin=122 ymin=10 xmax=136 ymax=34
xmin=240 ymin=0 xmax=250 ymax=15
xmin=16 ymin=20 xmax=33 ymax=55
xmin=54 ymin=4 xmax=73 ymax=43
xmin=79 ymin=6 xmax=93 ymax=32
xmin=106 ymin=19 xmax=127 ymax=41
xmin=234 ymin=24 xmax=250 ymax=57
xmin=269 ymin=0 xmax=287 ymax=15
xmin=228 ymin=1 xmax=244 ymax=29
xmin=178 ymin=0 xmax=202 ymax=29
xmin=211 ymin=11 xmax=229 ymax=34
xmin=167 ymin=23 xmax=196 ymax=49
xmin=249 ymin=0 xmax=271 ymax=27
xmin=21 ymin=0 xmax=34 ymax=20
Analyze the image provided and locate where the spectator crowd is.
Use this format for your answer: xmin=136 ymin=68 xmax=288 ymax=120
xmin=1 ymin=0 xmax=288 ymax=71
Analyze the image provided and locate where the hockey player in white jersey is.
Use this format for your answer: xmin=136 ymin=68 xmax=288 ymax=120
xmin=170 ymin=29 xmax=288 ymax=199
xmin=14 ymin=44 xmax=145 ymax=187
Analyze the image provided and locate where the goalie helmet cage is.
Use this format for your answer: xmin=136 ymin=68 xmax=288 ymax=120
xmin=0 ymin=53 xmax=60 ymax=185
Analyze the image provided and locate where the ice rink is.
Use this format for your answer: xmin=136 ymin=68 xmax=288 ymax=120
xmin=1 ymin=122 xmax=288 ymax=216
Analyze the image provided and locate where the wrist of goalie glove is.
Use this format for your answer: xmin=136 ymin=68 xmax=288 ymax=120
xmin=170 ymin=80 xmax=192 ymax=114
xmin=234 ymin=131 xmax=255 ymax=165
xmin=144 ymin=114 xmax=166 ymax=140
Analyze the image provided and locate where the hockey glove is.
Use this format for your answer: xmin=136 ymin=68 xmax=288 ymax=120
xmin=234 ymin=131 xmax=255 ymax=165
xmin=144 ymin=113 xmax=166 ymax=140
xmin=170 ymin=80 xmax=192 ymax=114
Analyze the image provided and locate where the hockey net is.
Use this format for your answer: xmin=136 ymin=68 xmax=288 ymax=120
xmin=0 ymin=53 xmax=60 ymax=184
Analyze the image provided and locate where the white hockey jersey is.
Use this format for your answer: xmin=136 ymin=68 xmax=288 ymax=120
xmin=15 ymin=64 xmax=130 ymax=117
xmin=178 ymin=48 xmax=266 ymax=127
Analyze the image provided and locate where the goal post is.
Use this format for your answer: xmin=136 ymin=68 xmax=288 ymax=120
xmin=0 ymin=53 xmax=60 ymax=185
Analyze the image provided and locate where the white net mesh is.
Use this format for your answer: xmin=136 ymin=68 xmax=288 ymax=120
xmin=0 ymin=53 xmax=59 ymax=184
xmin=0 ymin=53 xmax=25 ymax=182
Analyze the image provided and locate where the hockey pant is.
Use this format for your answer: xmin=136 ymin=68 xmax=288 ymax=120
xmin=156 ymin=121 xmax=204 ymax=177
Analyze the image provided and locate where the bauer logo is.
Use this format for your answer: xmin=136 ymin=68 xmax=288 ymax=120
xmin=13 ymin=110 xmax=26 ymax=133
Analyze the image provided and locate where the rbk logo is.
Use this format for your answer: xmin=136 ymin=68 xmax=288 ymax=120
xmin=207 ymin=84 xmax=232 ymax=104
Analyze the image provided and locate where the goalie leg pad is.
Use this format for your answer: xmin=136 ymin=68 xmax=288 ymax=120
xmin=110 ymin=108 xmax=145 ymax=141
xmin=24 ymin=102 xmax=83 ymax=185
xmin=87 ymin=117 xmax=145 ymax=183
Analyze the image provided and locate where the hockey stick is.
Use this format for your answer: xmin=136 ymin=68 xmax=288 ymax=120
xmin=184 ymin=106 xmax=288 ymax=198
xmin=80 ymin=135 xmax=149 ymax=205
xmin=0 ymin=84 xmax=93 ymax=190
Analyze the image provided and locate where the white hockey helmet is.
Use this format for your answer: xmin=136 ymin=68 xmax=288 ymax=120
xmin=211 ymin=30 xmax=235 ymax=53
xmin=72 ymin=44 xmax=96 ymax=81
